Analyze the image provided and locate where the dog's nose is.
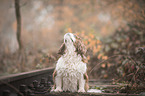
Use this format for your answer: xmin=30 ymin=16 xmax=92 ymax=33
xmin=64 ymin=33 xmax=71 ymax=39
xmin=64 ymin=33 xmax=76 ymax=43
xmin=65 ymin=33 xmax=71 ymax=36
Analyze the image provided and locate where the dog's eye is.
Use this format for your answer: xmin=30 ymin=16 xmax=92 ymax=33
xmin=71 ymin=39 xmax=73 ymax=42
xmin=65 ymin=39 xmax=67 ymax=43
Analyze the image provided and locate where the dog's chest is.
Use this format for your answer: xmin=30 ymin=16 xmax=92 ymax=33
xmin=56 ymin=53 xmax=87 ymax=76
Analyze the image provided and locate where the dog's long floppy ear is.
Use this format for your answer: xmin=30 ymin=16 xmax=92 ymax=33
xmin=74 ymin=35 xmax=87 ymax=62
xmin=74 ymin=35 xmax=87 ymax=55
xmin=58 ymin=43 xmax=66 ymax=55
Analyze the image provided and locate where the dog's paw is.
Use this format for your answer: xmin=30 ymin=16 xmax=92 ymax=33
xmin=50 ymin=86 xmax=55 ymax=92
xmin=78 ymin=89 xmax=85 ymax=93
xmin=50 ymin=89 xmax=54 ymax=92
xmin=54 ymin=87 xmax=63 ymax=92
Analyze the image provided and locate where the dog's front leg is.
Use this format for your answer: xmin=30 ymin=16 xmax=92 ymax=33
xmin=84 ymin=73 xmax=89 ymax=91
xmin=78 ymin=74 xmax=85 ymax=92
xmin=51 ymin=70 xmax=56 ymax=92
xmin=54 ymin=75 xmax=63 ymax=92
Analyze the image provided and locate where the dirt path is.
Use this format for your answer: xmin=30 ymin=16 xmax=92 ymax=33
xmin=42 ymin=79 xmax=140 ymax=96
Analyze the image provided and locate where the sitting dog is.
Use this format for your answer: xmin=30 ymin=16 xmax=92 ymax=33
xmin=51 ymin=33 xmax=89 ymax=92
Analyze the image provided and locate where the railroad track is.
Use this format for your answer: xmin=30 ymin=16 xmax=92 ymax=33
xmin=0 ymin=67 xmax=139 ymax=96
xmin=0 ymin=67 xmax=54 ymax=96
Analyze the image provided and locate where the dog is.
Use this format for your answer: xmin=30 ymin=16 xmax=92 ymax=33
xmin=51 ymin=33 xmax=89 ymax=92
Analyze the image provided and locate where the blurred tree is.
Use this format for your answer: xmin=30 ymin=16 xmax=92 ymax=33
xmin=15 ymin=0 xmax=26 ymax=72
xmin=15 ymin=0 xmax=22 ymax=50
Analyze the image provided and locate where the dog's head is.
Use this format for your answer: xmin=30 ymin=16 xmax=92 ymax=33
xmin=58 ymin=33 xmax=87 ymax=61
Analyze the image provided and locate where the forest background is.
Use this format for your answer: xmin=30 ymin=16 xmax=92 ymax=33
xmin=0 ymin=0 xmax=145 ymax=90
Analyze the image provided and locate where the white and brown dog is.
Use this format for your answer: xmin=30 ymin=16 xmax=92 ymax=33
xmin=51 ymin=33 xmax=89 ymax=92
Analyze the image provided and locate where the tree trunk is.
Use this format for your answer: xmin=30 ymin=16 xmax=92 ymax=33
xmin=15 ymin=0 xmax=22 ymax=50
xmin=15 ymin=0 xmax=26 ymax=72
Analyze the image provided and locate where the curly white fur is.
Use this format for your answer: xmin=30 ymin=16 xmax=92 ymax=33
xmin=53 ymin=33 xmax=87 ymax=92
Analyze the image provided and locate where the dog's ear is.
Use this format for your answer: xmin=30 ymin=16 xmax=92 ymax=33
xmin=74 ymin=35 xmax=87 ymax=62
xmin=58 ymin=43 xmax=66 ymax=55
xmin=74 ymin=35 xmax=86 ymax=56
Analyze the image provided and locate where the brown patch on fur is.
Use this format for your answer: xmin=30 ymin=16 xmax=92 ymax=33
xmin=58 ymin=43 xmax=66 ymax=55
xmin=84 ymin=73 xmax=89 ymax=91
xmin=52 ymin=70 xmax=57 ymax=89
xmin=74 ymin=35 xmax=87 ymax=63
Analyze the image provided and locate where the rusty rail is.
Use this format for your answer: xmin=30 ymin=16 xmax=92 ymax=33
xmin=0 ymin=67 xmax=140 ymax=96
xmin=0 ymin=67 xmax=54 ymax=96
